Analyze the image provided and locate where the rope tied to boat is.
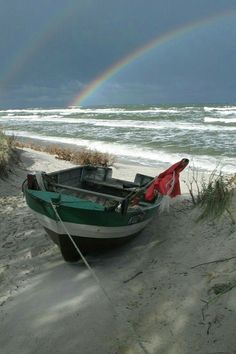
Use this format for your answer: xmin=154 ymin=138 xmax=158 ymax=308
xmin=49 ymin=198 xmax=149 ymax=354
xmin=159 ymin=170 xmax=176 ymax=212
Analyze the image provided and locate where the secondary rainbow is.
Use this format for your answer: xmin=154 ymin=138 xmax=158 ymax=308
xmin=72 ymin=10 xmax=236 ymax=106
xmin=0 ymin=3 xmax=79 ymax=90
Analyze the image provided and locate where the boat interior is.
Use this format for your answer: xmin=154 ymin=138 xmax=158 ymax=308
xmin=41 ymin=165 xmax=154 ymax=209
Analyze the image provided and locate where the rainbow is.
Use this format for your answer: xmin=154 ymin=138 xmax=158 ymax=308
xmin=0 ymin=3 xmax=79 ymax=91
xmin=71 ymin=10 xmax=236 ymax=106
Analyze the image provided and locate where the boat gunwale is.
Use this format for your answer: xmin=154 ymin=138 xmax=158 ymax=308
xmin=23 ymin=165 xmax=161 ymax=216
xmin=25 ymin=187 xmax=161 ymax=213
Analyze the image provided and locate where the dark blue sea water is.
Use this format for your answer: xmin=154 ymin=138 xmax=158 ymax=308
xmin=0 ymin=104 xmax=235 ymax=173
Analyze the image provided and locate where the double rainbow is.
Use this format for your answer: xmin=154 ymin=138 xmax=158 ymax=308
xmin=71 ymin=10 xmax=236 ymax=106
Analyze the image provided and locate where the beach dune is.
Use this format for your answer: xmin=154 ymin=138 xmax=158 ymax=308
xmin=0 ymin=148 xmax=236 ymax=354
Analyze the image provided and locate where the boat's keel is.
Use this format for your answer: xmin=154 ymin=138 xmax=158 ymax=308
xmin=44 ymin=227 xmax=135 ymax=262
xmin=58 ymin=235 xmax=82 ymax=262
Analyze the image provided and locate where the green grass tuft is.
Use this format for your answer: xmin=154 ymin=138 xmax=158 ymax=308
xmin=0 ymin=129 xmax=19 ymax=178
xmin=185 ymin=166 xmax=235 ymax=223
xmin=197 ymin=173 xmax=234 ymax=222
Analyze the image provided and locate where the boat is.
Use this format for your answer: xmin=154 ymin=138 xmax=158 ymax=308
xmin=22 ymin=159 xmax=189 ymax=262
xmin=22 ymin=165 xmax=162 ymax=262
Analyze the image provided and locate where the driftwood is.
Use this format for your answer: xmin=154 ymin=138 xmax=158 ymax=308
xmin=123 ymin=271 xmax=143 ymax=284
xmin=191 ymin=256 xmax=236 ymax=269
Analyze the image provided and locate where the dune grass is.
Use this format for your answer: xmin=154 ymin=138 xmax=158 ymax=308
xmin=185 ymin=167 xmax=236 ymax=223
xmin=197 ymin=173 xmax=235 ymax=222
xmin=0 ymin=129 xmax=19 ymax=178
xmin=0 ymin=131 xmax=115 ymax=178
xmin=15 ymin=140 xmax=116 ymax=167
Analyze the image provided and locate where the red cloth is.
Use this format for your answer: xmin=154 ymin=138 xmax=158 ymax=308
xmin=144 ymin=158 xmax=189 ymax=202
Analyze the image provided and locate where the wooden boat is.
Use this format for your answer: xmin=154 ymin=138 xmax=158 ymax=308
xmin=22 ymin=165 xmax=162 ymax=262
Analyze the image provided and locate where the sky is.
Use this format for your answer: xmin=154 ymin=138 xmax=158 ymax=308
xmin=0 ymin=0 xmax=236 ymax=108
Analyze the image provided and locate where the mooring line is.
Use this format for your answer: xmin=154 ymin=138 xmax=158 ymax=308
xmin=50 ymin=200 xmax=149 ymax=354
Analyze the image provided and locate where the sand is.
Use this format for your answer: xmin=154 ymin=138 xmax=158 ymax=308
xmin=0 ymin=148 xmax=236 ymax=354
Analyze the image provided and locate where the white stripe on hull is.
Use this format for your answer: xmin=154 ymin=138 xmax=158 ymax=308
xmin=32 ymin=210 xmax=152 ymax=239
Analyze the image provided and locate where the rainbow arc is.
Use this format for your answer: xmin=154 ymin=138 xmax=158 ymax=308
xmin=71 ymin=10 xmax=236 ymax=106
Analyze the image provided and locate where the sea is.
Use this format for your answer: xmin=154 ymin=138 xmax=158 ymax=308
xmin=0 ymin=104 xmax=235 ymax=174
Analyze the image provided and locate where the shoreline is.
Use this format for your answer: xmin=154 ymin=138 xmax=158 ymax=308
xmin=14 ymin=137 xmax=222 ymax=198
xmin=17 ymin=145 xmax=200 ymax=196
xmin=13 ymin=135 xmax=236 ymax=175
xmin=0 ymin=147 xmax=236 ymax=353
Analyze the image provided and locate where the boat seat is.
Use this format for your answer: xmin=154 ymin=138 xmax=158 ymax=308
xmin=84 ymin=178 xmax=137 ymax=191
xmin=122 ymin=182 xmax=140 ymax=189
xmin=134 ymin=173 xmax=153 ymax=186
xmin=138 ymin=201 xmax=152 ymax=206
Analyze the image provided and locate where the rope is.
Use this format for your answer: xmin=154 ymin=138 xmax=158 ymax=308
xmin=35 ymin=172 xmax=47 ymax=191
xmin=167 ymin=170 xmax=176 ymax=196
xmin=50 ymin=201 xmax=110 ymax=297
xmin=50 ymin=199 xmax=149 ymax=354
xmin=159 ymin=171 xmax=176 ymax=213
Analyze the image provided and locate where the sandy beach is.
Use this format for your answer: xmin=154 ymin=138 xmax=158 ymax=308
xmin=0 ymin=148 xmax=236 ymax=354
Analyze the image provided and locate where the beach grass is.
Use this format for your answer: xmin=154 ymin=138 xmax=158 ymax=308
xmin=198 ymin=174 xmax=235 ymax=222
xmin=0 ymin=129 xmax=19 ymax=178
xmin=185 ymin=167 xmax=236 ymax=223
xmin=15 ymin=140 xmax=115 ymax=167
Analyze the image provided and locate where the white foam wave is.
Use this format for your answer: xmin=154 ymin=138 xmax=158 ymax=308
xmin=0 ymin=107 xmax=124 ymax=116
xmin=0 ymin=115 xmax=79 ymax=123
xmin=141 ymin=108 xmax=180 ymax=114
xmin=204 ymin=106 xmax=236 ymax=118
xmin=0 ymin=115 xmax=41 ymax=120
xmin=1 ymin=106 xmax=234 ymax=118
xmin=215 ymin=111 xmax=236 ymax=116
xmin=204 ymin=106 xmax=236 ymax=112
xmin=204 ymin=117 xmax=236 ymax=123
xmin=92 ymin=120 xmax=236 ymax=131
xmin=0 ymin=107 xmax=183 ymax=116
xmin=0 ymin=108 xmax=84 ymax=115
xmin=2 ymin=115 xmax=236 ymax=131
xmin=0 ymin=107 xmax=126 ymax=115
xmin=5 ymin=130 xmax=236 ymax=174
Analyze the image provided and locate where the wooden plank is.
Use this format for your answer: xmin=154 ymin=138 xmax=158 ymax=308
xmin=51 ymin=183 xmax=125 ymax=202
xmin=84 ymin=178 xmax=136 ymax=191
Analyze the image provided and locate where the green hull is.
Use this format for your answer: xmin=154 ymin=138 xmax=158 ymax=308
xmin=25 ymin=189 xmax=159 ymax=230
xmin=23 ymin=165 xmax=161 ymax=261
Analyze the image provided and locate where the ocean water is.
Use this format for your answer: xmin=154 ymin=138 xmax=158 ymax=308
xmin=0 ymin=104 xmax=235 ymax=173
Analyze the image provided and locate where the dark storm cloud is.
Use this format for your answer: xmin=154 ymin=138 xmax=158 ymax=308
xmin=0 ymin=0 xmax=236 ymax=107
